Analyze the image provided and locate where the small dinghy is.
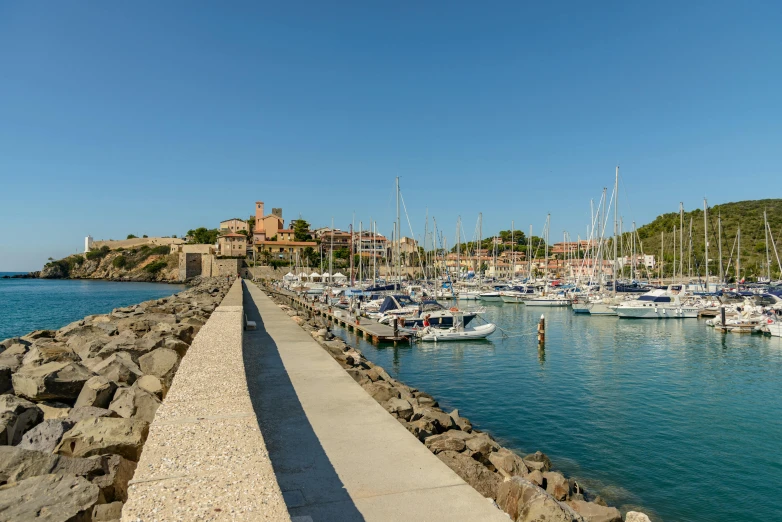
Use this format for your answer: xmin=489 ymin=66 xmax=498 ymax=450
xmin=417 ymin=322 xmax=496 ymax=342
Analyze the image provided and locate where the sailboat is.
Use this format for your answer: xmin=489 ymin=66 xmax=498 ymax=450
xmin=526 ymin=214 xmax=571 ymax=307
xmin=588 ymin=166 xmax=621 ymax=316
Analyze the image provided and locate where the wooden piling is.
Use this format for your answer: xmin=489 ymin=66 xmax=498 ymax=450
xmin=537 ymin=315 xmax=545 ymax=346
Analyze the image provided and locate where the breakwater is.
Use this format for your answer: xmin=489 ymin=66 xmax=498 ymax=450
xmin=262 ymin=286 xmax=652 ymax=522
xmin=0 ymin=277 xmax=232 ymax=520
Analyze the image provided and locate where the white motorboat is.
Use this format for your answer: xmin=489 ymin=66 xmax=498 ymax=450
xmin=457 ymin=291 xmax=482 ymax=301
xmin=615 ymin=288 xmax=700 ymax=318
xmin=417 ymin=322 xmax=497 ymax=342
xmin=500 ymin=285 xmax=537 ymax=303
xmin=768 ymin=322 xmax=782 ymax=337
xmin=479 ymin=291 xmax=503 ymax=302
xmin=525 ymin=294 xmax=571 ymax=307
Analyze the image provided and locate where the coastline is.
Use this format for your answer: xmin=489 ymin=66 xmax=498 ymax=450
xmin=260 ymin=284 xmax=652 ymax=522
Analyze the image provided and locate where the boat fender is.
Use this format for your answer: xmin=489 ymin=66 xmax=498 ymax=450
xmin=449 ymin=307 xmax=459 ymax=312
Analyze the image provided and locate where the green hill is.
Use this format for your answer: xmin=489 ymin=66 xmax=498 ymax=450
xmin=626 ymin=199 xmax=782 ymax=281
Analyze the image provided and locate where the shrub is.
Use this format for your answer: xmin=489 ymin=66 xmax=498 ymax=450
xmin=127 ymin=234 xmax=137 ymax=239
xmin=71 ymin=255 xmax=85 ymax=266
xmin=85 ymin=245 xmax=110 ymax=260
xmin=112 ymin=256 xmax=127 ymax=268
xmin=150 ymin=245 xmax=170 ymax=255
xmin=144 ymin=260 xmax=168 ymax=274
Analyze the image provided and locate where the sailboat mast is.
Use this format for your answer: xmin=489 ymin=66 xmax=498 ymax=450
xmin=765 ymin=209 xmax=771 ymax=282
xmin=632 ymin=221 xmax=636 ymax=281
xmin=673 ymin=225 xmax=677 ymax=285
xmin=703 ymin=198 xmax=709 ymax=291
xmin=329 ymin=217 xmax=334 ymax=284
xmin=661 ymin=231 xmax=664 ymax=282
xmin=679 ymin=202 xmax=684 ymax=281
xmin=718 ymin=212 xmax=724 ymax=285
xmin=396 ymin=177 xmax=401 ymax=288
xmin=737 ymin=226 xmax=741 ymax=284
xmin=528 ymin=225 xmax=532 ymax=281
xmin=511 ymin=221 xmax=515 ymax=280
xmin=613 ymin=166 xmax=618 ymax=294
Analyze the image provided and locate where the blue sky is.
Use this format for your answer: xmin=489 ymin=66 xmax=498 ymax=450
xmin=1 ymin=1 xmax=780 ymax=270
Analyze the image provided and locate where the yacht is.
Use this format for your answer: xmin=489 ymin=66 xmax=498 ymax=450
xmin=525 ymin=293 xmax=571 ymax=307
xmin=480 ymin=284 xmax=511 ymax=302
xmin=615 ymin=287 xmax=700 ymax=318
xmin=500 ymin=285 xmax=537 ymax=303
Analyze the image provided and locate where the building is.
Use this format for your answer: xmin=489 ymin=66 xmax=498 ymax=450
xmin=269 ymin=229 xmax=296 ymax=241
xmin=217 ymin=233 xmax=247 ymax=257
xmin=84 ymin=236 xmax=93 ymax=253
xmin=219 ymin=218 xmax=249 ymax=234
xmin=617 ymin=254 xmax=656 ymax=270
xmin=252 ymin=201 xmax=285 ymax=242
xmin=551 ymin=240 xmax=595 ymax=255
xmin=255 ymin=240 xmax=318 ymax=263
xmin=316 ymin=229 xmax=353 ymax=254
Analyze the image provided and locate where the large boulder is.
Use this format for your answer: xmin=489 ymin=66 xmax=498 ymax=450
xmin=361 ymin=381 xmax=399 ymax=403
xmin=424 ymin=432 xmax=468 ymax=453
xmin=0 ymin=394 xmax=43 ymax=445
xmin=496 ymin=476 xmax=583 ymax=522
xmin=74 ymin=376 xmax=117 ymax=409
xmin=38 ymin=402 xmax=71 ymax=420
xmin=66 ymin=407 xmax=119 ymax=423
xmin=66 ymin=334 xmax=111 ymax=361
xmin=0 ymin=367 xmax=11 ymax=394
xmin=95 ymin=330 xmax=139 ymax=360
xmin=138 ymin=348 xmax=179 ymax=386
xmin=0 ymin=473 xmax=100 ymax=521
xmin=566 ymin=500 xmax=622 ymax=522
xmin=411 ymin=406 xmax=457 ymax=432
xmin=93 ymin=501 xmax=124 ymax=521
xmin=21 ymin=340 xmax=78 ymax=367
xmin=544 ymin=471 xmax=571 ymax=501
xmin=135 ymin=374 xmax=165 ymax=399
xmin=91 ymin=454 xmax=136 ymax=502
xmin=18 ymin=419 xmax=74 ymax=453
xmin=465 ymin=432 xmax=500 ymax=460
xmin=89 ymin=353 xmax=143 ymax=386
xmin=55 ymin=417 xmax=149 ymax=461
xmin=524 ymin=451 xmax=553 ymax=473
xmin=108 ymin=386 xmax=161 ymax=423
xmin=436 ymin=450 xmax=501 ymax=499
xmin=384 ymin=397 xmax=413 ymax=420
xmin=489 ymin=448 xmax=529 ymax=479
xmin=0 ymin=446 xmax=97 ymax=483
xmin=12 ymin=361 xmax=94 ymax=401
xmin=625 ymin=512 xmax=652 ymax=522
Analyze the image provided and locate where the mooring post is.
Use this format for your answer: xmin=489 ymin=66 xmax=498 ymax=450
xmin=537 ymin=315 xmax=545 ymax=346
xmin=720 ymin=305 xmax=727 ymax=333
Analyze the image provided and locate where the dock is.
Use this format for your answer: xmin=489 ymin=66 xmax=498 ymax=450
xmin=266 ymin=287 xmax=410 ymax=344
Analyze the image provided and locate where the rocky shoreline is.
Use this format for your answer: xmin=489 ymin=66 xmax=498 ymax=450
xmin=0 ymin=276 xmax=232 ymax=521
xmin=262 ymin=284 xmax=653 ymax=522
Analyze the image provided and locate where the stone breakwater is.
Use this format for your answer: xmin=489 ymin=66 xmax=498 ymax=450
xmin=0 ymin=276 xmax=232 ymax=521
xmin=264 ymin=287 xmax=653 ymax=522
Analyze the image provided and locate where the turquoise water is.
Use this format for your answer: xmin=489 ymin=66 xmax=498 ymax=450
xmin=333 ymin=303 xmax=782 ymax=521
xmin=0 ymin=274 xmax=185 ymax=340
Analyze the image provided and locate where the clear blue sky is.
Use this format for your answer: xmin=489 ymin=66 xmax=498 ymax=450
xmin=1 ymin=1 xmax=780 ymax=271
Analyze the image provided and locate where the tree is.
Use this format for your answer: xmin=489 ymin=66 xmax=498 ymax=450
xmin=302 ymin=246 xmax=318 ymax=266
xmin=187 ymin=228 xmax=220 ymax=245
xmin=247 ymin=216 xmax=256 ymax=235
xmin=293 ymin=219 xmax=312 ymax=242
xmin=127 ymin=234 xmax=137 ymax=239
xmin=142 ymin=235 xmax=148 ymax=238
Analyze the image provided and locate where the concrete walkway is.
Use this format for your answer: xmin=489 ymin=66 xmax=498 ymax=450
xmin=122 ymin=280 xmax=289 ymax=521
xmin=244 ymin=283 xmax=508 ymax=522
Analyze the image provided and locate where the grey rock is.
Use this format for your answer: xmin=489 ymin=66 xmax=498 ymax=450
xmin=138 ymin=348 xmax=179 ymax=386
xmin=67 ymin=406 xmax=119 ymax=423
xmin=496 ymin=476 xmax=584 ymax=522
xmin=56 ymin=417 xmax=149 ymax=461
xmin=524 ymin=451 xmax=552 ymax=473
xmin=12 ymin=361 xmax=94 ymax=401
xmin=436 ymin=450 xmax=501 ymax=499
xmin=424 ymin=432 xmax=467 ymax=453
xmin=21 ymin=329 xmax=56 ymax=341
xmin=108 ymin=386 xmax=161 ymax=423
xmin=90 ymin=353 xmax=143 ymax=386
xmin=95 ymin=330 xmax=138 ymax=360
xmin=384 ymin=397 xmax=413 ymax=420
xmin=0 ymin=394 xmax=43 ymax=445
xmin=465 ymin=432 xmax=500 ymax=459
xmin=489 ymin=448 xmax=529 ymax=479
xmin=21 ymin=340 xmax=78 ymax=367
xmin=411 ymin=406 xmax=457 ymax=433
xmin=91 ymin=454 xmax=136 ymax=502
xmin=18 ymin=419 xmax=74 ymax=453
xmin=544 ymin=471 xmax=571 ymax=501
xmin=361 ymin=381 xmax=399 ymax=403
xmin=135 ymin=374 xmax=165 ymax=399
xmin=625 ymin=512 xmax=652 ymax=522
xmin=74 ymin=375 xmax=117 ymax=409
xmin=0 ymin=473 xmax=100 ymax=521
xmin=527 ymin=469 xmax=545 ymax=487
xmin=93 ymin=501 xmax=124 ymax=521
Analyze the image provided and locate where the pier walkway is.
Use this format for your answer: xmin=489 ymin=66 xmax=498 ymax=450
xmin=244 ymin=282 xmax=508 ymax=521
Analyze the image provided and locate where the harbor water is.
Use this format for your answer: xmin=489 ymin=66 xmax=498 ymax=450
xmin=334 ymin=302 xmax=782 ymax=521
xmin=0 ymin=274 xmax=185 ymax=340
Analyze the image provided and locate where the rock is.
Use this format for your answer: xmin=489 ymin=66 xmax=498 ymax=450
xmin=436 ymin=450 xmax=501 ymax=499
xmin=362 ymin=381 xmax=399 ymax=403
xmin=465 ymin=432 xmax=500 ymax=463
xmin=22 ymin=329 xmax=56 ymax=340
xmin=0 ymin=356 xmax=23 ymax=374
xmin=56 ymin=417 xmax=149 ymax=461
xmin=0 ymin=446 xmax=95 ymax=483
xmin=489 ymin=448 xmax=529 ymax=479
xmin=91 ymin=454 xmax=136 ymax=502
xmin=163 ymin=338 xmax=189 ymax=358
xmin=291 ymin=315 xmax=305 ymax=325
xmin=67 ymin=407 xmax=119 ymax=423
xmin=21 ymin=340 xmax=78 ymax=367
xmin=93 ymin=501 xmax=124 ymax=521
xmin=496 ymin=476 xmax=582 ymax=522
xmin=0 ymin=473 xmax=100 ymax=521
xmin=411 ymin=406 xmax=457 ymax=432
xmin=544 ymin=471 xmax=571 ymax=501
xmin=108 ymin=386 xmax=161 ymax=423
xmin=625 ymin=512 xmax=652 ymax=522
xmin=74 ymin=375 xmax=117 ymax=409
xmin=0 ymin=367 xmax=10 ymax=394
xmin=407 ymin=418 xmax=438 ymax=441
xmin=38 ymin=402 xmax=71 ymax=420
xmin=567 ymin=500 xmax=622 ymax=522
xmin=414 ymin=392 xmax=438 ymax=408
xmin=135 ymin=375 xmax=165 ymax=399
xmin=12 ymin=361 xmax=94 ymax=401
xmin=384 ymin=398 xmax=414 ymax=420
xmin=90 ymin=353 xmax=143 ymax=386
xmin=66 ymin=335 xmax=111 ymax=361
xmin=524 ymin=451 xmax=553 ymax=473
xmin=95 ymin=330 xmax=139 ymax=360
xmin=138 ymin=348 xmax=179 ymax=386
xmin=527 ymin=469 xmax=545 ymax=487
xmin=424 ymin=432 xmax=467 ymax=453
xmin=0 ymin=394 xmax=43 ymax=445
xmin=18 ymin=419 xmax=74 ymax=453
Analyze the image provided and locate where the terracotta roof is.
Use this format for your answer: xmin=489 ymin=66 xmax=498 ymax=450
xmin=220 ymin=233 xmax=246 ymax=238
xmin=255 ymin=240 xmax=317 ymax=246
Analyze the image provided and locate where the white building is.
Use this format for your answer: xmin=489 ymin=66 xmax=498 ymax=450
xmin=617 ymin=254 xmax=655 ymax=270
xmin=85 ymin=235 xmax=94 ymax=253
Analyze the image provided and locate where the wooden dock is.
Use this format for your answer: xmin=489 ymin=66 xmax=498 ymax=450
xmin=263 ymin=287 xmax=409 ymax=344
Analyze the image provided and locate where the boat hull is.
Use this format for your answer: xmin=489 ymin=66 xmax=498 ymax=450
xmin=525 ymin=299 xmax=570 ymax=307
xmin=480 ymin=293 xmax=503 ymax=302
xmin=616 ymin=306 xmax=699 ymax=318
xmin=419 ymin=323 xmax=496 ymax=342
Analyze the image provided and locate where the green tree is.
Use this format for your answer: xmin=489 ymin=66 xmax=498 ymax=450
xmin=187 ymin=228 xmax=220 ymax=245
xmin=293 ymin=219 xmax=312 ymax=242
xmin=127 ymin=234 xmax=137 ymax=239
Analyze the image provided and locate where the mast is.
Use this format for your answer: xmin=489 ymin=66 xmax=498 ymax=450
xmin=396 ymin=176 xmax=401 ymax=288
xmin=528 ymin=225 xmax=532 ymax=281
xmin=632 ymin=221 xmax=636 ymax=281
xmin=511 ymin=221 xmax=515 ymax=280
xmin=718 ymin=212 xmax=724 ymax=285
xmin=358 ymin=221 xmax=363 ymax=283
xmin=661 ymin=231 xmax=664 ymax=283
xmin=329 ymin=217 xmax=334 ymax=285
xmin=673 ymin=225 xmax=676 ymax=285
xmin=703 ymin=198 xmax=709 ymax=291
xmin=545 ymin=214 xmax=550 ymax=290
xmin=349 ymin=219 xmax=354 ymax=287
xmin=456 ymin=217 xmax=461 ymax=283
xmin=688 ymin=217 xmax=693 ymax=279
xmin=765 ymin=209 xmax=772 ymax=282
xmin=679 ymin=202 xmax=684 ymax=281
xmin=737 ymin=226 xmax=741 ymax=284
xmin=479 ymin=212 xmax=483 ymax=281
xmin=613 ymin=166 xmax=618 ymax=294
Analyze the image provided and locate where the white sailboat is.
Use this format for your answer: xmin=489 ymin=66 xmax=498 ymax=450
xmin=615 ymin=287 xmax=700 ymax=318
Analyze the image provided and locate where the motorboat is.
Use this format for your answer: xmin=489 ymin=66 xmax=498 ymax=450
xmin=417 ymin=314 xmax=496 ymax=342
xmin=525 ymin=293 xmax=571 ymax=307
xmin=615 ymin=287 xmax=700 ymax=318
xmin=479 ymin=284 xmax=510 ymax=302
xmin=500 ymin=285 xmax=537 ymax=303
xmin=373 ymin=295 xmax=479 ymax=328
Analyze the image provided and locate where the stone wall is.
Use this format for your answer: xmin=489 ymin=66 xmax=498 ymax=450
xmin=94 ymin=237 xmax=185 ymax=251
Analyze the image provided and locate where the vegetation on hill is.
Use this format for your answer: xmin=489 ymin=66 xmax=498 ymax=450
xmin=624 ymin=199 xmax=782 ymax=280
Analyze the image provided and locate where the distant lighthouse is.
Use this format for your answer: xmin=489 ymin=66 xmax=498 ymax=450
xmin=85 ymin=235 xmax=93 ymax=253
